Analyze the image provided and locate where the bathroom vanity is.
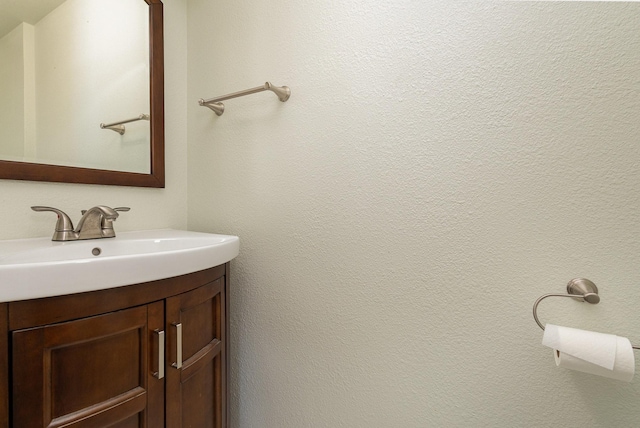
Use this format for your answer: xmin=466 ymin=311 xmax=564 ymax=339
xmin=0 ymin=264 xmax=228 ymax=427
xmin=0 ymin=228 xmax=239 ymax=427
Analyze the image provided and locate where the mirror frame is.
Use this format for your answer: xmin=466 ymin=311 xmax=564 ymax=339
xmin=0 ymin=0 xmax=164 ymax=188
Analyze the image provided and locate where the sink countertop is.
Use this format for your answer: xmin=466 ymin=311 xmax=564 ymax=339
xmin=0 ymin=229 xmax=239 ymax=302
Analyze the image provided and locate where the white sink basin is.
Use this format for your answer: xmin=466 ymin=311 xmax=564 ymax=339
xmin=0 ymin=229 xmax=239 ymax=302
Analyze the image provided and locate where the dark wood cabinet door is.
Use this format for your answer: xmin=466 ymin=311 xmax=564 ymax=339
xmin=12 ymin=303 xmax=164 ymax=428
xmin=166 ymin=278 xmax=226 ymax=428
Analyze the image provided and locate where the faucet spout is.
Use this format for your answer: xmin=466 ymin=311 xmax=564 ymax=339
xmin=75 ymin=206 xmax=119 ymax=240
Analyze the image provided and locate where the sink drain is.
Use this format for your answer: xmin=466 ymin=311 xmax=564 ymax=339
xmin=91 ymin=247 xmax=102 ymax=256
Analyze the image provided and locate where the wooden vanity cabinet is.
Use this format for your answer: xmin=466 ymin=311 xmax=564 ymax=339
xmin=0 ymin=263 xmax=229 ymax=428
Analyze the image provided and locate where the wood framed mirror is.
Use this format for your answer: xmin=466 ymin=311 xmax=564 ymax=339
xmin=0 ymin=0 xmax=164 ymax=188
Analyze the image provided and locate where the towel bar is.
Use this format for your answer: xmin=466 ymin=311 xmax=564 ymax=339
xmin=199 ymin=82 xmax=290 ymax=116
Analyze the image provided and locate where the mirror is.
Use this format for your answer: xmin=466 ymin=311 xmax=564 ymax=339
xmin=0 ymin=0 xmax=164 ymax=187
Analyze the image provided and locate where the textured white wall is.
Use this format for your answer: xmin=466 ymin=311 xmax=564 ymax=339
xmin=187 ymin=1 xmax=640 ymax=427
xmin=0 ymin=0 xmax=188 ymax=240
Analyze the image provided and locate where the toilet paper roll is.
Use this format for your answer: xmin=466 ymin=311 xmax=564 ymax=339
xmin=542 ymin=324 xmax=635 ymax=382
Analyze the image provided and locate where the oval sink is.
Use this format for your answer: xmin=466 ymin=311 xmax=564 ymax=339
xmin=0 ymin=229 xmax=239 ymax=302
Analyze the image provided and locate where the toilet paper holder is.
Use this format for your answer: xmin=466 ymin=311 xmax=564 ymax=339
xmin=533 ymin=278 xmax=640 ymax=350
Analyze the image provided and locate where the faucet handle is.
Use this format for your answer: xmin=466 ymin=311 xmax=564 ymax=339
xmin=31 ymin=206 xmax=76 ymax=241
xmin=100 ymin=207 xmax=130 ymax=238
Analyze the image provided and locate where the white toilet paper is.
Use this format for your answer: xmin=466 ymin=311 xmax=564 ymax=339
xmin=542 ymin=324 xmax=635 ymax=382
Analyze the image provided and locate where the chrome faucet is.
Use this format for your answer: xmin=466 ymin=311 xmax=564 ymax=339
xmin=31 ymin=205 xmax=130 ymax=241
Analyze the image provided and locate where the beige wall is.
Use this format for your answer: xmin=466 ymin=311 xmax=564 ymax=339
xmin=187 ymin=1 xmax=640 ymax=427
xmin=0 ymin=0 xmax=188 ymax=240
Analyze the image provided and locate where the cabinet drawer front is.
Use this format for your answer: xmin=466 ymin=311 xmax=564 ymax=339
xmin=12 ymin=306 xmax=158 ymax=428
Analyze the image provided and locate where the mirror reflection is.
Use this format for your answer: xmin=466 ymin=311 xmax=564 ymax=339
xmin=0 ymin=0 xmax=150 ymax=174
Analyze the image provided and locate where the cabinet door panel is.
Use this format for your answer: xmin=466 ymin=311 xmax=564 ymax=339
xmin=181 ymin=356 xmax=218 ymax=428
xmin=12 ymin=305 xmax=163 ymax=428
xmin=166 ymin=279 xmax=225 ymax=428
xmin=50 ymin=329 xmax=141 ymax=415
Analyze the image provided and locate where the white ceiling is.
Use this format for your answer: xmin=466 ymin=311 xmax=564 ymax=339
xmin=0 ymin=0 xmax=66 ymax=38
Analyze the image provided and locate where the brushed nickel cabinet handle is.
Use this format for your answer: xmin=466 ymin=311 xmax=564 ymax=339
xmin=153 ymin=329 xmax=165 ymax=379
xmin=171 ymin=323 xmax=183 ymax=369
